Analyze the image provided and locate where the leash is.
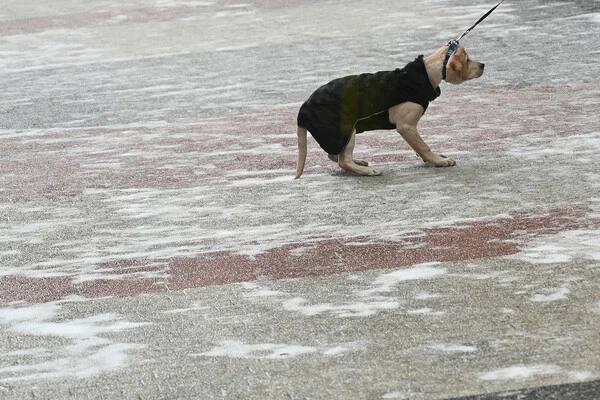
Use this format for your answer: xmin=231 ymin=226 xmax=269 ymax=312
xmin=443 ymin=0 xmax=505 ymax=80
xmin=456 ymin=0 xmax=505 ymax=42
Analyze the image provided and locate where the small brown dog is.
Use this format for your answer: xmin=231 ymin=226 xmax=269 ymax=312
xmin=295 ymin=44 xmax=484 ymax=178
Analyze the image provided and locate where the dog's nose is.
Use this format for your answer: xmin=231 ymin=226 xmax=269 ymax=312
xmin=480 ymin=63 xmax=485 ymax=71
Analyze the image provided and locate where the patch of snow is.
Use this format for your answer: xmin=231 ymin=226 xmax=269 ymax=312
xmin=196 ymin=340 xmax=365 ymax=359
xmin=426 ymin=343 xmax=478 ymax=353
xmin=508 ymin=229 xmax=600 ymax=264
xmin=361 ymin=264 xmax=447 ymax=297
xmin=161 ymin=304 xmax=210 ymax=314
xmin=0 ymin=303 xmax=149 ymax=382
xmin=382 ymin=391 xmax=411 ymax=399
xmin=530 ymin=287 xmax=570 ymax=303
xmin=282 ymin=297 xmax=399 ymax=318
xmin=568 ymin=370 xmax=596 ymax=381
xmin=479 ymin=364 xmax=562 ymax=381
xmin=278 ymin=264 xmax=449 ymax=318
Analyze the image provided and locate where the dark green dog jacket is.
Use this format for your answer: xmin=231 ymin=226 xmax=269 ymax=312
xmin=297 ymin=55 xmax=441 ymax=155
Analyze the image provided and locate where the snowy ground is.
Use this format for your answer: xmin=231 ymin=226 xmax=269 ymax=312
xmin=1 ymin=0 xmax=599 ymax=399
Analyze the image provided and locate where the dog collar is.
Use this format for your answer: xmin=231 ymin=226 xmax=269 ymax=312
xmin=442 ymin=40 xmax=460 ymax=81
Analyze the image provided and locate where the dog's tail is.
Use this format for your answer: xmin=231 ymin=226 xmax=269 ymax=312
xmin=295 ymin=126 xmax=308 ymax=179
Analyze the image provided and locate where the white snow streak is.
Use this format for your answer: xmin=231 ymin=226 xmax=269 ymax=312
xmin=196 ymin=340 xmax=366 ymax=359
xmin=0 ymin=303 xmax=149 ymax=382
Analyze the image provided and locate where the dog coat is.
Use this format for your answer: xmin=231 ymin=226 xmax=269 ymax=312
xmin=297 ymin=55 xmax=441 ymax=155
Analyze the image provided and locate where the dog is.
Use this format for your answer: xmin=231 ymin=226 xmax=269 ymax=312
xmin=295 ymin=44 xmax=485 ymax=178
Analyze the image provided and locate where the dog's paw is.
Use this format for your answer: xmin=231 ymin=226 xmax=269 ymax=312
xmin=425 ymin=153 xmax=456 ymax=167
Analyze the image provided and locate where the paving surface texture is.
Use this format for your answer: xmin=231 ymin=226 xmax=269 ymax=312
xmin=1 ymin=0 xmax=599 ymax=399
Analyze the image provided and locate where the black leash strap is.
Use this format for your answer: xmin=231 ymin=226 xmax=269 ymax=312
xmin=456 ymin=0 xmax=505 ymax=41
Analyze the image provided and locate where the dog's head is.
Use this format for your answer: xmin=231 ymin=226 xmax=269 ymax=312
xmin=445 ymin=45 xmax=485 ymax=84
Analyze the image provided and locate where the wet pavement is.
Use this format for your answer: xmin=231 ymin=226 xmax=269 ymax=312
xmin=1 ymin=0 xmax=599 ymax=398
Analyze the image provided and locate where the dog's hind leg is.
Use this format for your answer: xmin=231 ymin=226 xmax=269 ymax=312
xmin=337 ymin=130 xmax=381 ymax=176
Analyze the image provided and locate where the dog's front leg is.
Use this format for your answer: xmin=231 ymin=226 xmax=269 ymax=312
xmin=328 ymin=153 xmax=369 ymax=166
xmin=397 ymin=124 xmax=456 ymax=167
xmin=390 ymin=102 xmax=456 ymax=168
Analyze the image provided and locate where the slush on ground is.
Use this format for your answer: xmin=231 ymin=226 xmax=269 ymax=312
xmin=0 ymin=0 xmax=599 ymax=399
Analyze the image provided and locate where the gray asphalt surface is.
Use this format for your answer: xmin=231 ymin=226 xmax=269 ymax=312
xmin=1 ymin=0 xmax=599 ymax=399
xmin=450 ymin=379 xmax=600 ymax=399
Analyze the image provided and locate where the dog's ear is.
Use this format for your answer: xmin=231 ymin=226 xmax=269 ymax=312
xmin=446 ymin=46 xmax=465 ymax=83
xmin=450 ymin=46 xmax=465 ymax=74
xmin=449 ymin=56 xmax=463 ymax=75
